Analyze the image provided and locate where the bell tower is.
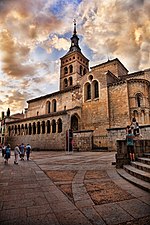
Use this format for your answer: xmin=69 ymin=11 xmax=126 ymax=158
xmin=60 ymin=20 xmax=89 ymax=91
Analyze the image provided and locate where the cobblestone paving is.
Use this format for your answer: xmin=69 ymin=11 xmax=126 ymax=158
xmin=0 ymin=151 xmax=150 ymax=225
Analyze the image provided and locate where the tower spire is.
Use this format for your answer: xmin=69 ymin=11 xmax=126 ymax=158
xmin=73 ymin=19 xmax=77 ymax=35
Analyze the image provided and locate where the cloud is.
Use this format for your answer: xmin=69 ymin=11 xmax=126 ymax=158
xmin=78 ymin=0 xmax=150 ymax=71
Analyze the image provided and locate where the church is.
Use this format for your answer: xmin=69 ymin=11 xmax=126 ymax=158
xmin=5 ymin=22 xmax=150 ymax=151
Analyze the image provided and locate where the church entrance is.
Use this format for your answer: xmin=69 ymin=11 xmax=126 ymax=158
xmin=71 ymin=115 xmax=78 ymax=131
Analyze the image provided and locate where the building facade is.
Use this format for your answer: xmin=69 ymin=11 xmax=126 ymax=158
xmin=4 ymin=22 xmax=150 ymax=151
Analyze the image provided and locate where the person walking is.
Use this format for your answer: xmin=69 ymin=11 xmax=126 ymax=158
xmin=14 ymin=144 xmax=20 ymax=164
xmin=126 ymin=129 xmax=135 ymax=161
xmin=19 ymin=143 xmax=25 ymax=160
xmin=26 ymin=144 xmax=31 ymax=160
xmin=4 ymin=144 xmax=11 ymax=164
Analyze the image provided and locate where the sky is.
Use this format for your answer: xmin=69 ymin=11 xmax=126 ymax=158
xmin=0 ymin=0 xmax=150 ymax=116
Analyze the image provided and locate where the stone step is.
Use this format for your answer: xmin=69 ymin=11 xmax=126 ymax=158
xmin=131 ymin=161 xmax=150 ymax=173
xmin=123 ymin=165 xmax=150 ymax=183
xmin=143 ymin=153 xmax=150 ymax=158
xmin=117 ymin=168 xmax=150 ymax=193
xmin=138 ymin=157 xmax=150 ymax=165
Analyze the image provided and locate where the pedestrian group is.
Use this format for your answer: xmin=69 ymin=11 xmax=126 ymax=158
xmin=1 ymin=143 xmax=31 ymax=165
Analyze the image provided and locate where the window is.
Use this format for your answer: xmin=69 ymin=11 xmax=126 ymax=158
xmin=87 ymin=83 xmax=91 ymax=100
xmin=47 ymin=120 xmax=50 ymax=133
xmin=84 ymin=82 xmax=91 ymax=101
xmin=64 ymin=78 xmax=68 ymax=88
xmin=136 ymin=93 xmax=142 ymax=107
xmin=93 ymin=80 xmax=99 ymax=98
xmin=83 ymin=68 xmax=86 ymax=75
xmin=64 ymin=67 xmax=68 ymax=75
xmin=69 ymin=65 xmax=73 ymax=73
xmin=69 ymin=77 xmax=73 ymax=86
xmin=52 ymin=120 xmax=56 ymax=133
xmin=46 ymin=101 xmax=51 ymax=114
xmin=58 ymin=118 xmax=62 ymax=133
xmin=52 ymin=99 xmax=57 ymax=112
xmin=80 ymin=65 xmax=83 ymax=75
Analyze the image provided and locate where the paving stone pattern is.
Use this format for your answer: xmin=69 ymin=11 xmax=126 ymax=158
xmin=0 ymin=151 xmax=150 ymax=225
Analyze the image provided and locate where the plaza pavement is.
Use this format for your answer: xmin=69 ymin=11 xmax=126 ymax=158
xmin=0 ymin=150 xmax=150 ymax=225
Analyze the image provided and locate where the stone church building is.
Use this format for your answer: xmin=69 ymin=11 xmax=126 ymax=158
xmin=5 ymin=22 xmax=150 ymax=151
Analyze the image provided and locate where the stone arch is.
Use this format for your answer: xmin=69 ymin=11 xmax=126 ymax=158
xmin=57 ymin=118 xmax=62 ymax=133
xmin=42 ymin=121 xmax=45 ymax=134
xmin=37 ymin=121 xmax=40 ymax=134
xmin=52 ymin=119 xmax=56 ymax=133
xmin=71 ymin=114 xmax=79 ymax=131
xmin=47 ymin=120 xmax=51 ymax=133
xmin=33 ymin=122 xmax=36 ymax=135
xmin=29 ymin=123 xmax=32 ymax=135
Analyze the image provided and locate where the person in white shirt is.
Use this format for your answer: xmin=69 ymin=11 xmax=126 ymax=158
xmin=14 ymin=144 xmax=20 ymax=164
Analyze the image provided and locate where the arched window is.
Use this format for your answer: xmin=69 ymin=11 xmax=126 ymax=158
xmin=64 ymin=67 xmax=68 ymax=75
xmin=57 ymin=118 xmax=62 ymax=133
xmin=52 ymin=99 xmax=57 ymax=112
xmin=80 ymin=65 xmax=83 ymax=75
xmin=69 ymin=77 xmax=73 ymax=86
xmin=83 ymin=68 xmax=86 ymax=75
xmin=47 ymin=120 xmax=50 ymax=134
xmin=71 ymin=115 xmax=78 ymax=131
xmin=33 ymin=122 xmax=36 ymax=135
xmin=136 ymin=93 xmax=142 ymax=107
xmin=64 ymin=78 xmax=68 ymax=88
xmin=42 ymin=121 xmax=45 ymax=134
xmin=52 ymin=119 xmax=56 ymax=133
xmin=29 ymin=123 xmax=32 ymax=135
xmin=69 ymin=65 xmax=73 ymax=73
xmin=93 ymin=80 xmax=99 ymax=98
xmin=18 ymin=125 xmax=20 ymax=135
xmin=37 ymin=121 xmax=40 ymax=134
xmin=46 ymin=101 xmax=51 ymax=114
xmin=84 ymin=82 xmax=91 ymax=101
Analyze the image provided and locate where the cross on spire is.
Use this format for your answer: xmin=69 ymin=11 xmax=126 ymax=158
xmin=73 ymin=19 xmax=77 ymax=35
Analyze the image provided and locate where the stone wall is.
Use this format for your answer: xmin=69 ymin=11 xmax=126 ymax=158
xmin=116 ymin=139 xmax=150 ymax=168
xmin=108 ymin=125 xmax=150 ymax=151
xmin=73 ymin=130 xmax=93 ymax=151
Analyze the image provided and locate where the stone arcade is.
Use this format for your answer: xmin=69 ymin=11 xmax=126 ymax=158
xmin=4 ymin=22 xmax=150 ymax=151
